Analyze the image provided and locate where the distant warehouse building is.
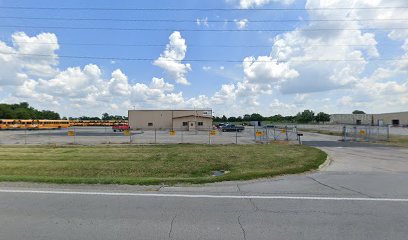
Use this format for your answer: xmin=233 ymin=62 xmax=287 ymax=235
xmin=128 ymin=109 xmax=213 ymax=131
xmin=330 ymin=111 xmax=408 ymax=126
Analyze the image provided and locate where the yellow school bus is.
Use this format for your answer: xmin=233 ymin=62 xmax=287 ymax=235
xmin=0 ymin=119 xmax=19 ymax=129
xmin=0 ymin=119 xmax=70 ymax=130
xmin=36 ymin=120 xmax=70 ymax=129
xmin=19 ymin=119 xmax=37 ymax=129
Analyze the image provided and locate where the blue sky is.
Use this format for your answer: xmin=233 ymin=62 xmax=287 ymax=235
xmin=0 ymin=0 xmax=407 ymax=118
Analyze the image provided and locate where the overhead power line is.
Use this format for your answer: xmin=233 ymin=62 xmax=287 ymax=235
xmin=0 ymin=24 xmax=407 ymax=32
xmin=0 ymin=51 xmax=405 ymax=63
xmin=0 ymin=6 xmax=407 ymax=11
xmin=1 ymin=41 xmax=396 ymax=49
xmin=1 ymin=16 xmax=408 ymax=23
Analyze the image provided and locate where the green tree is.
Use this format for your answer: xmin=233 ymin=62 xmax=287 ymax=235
xmin=296 ymin=110 xmax=315 ymax=123
xmin=243 ymin=114 xmax=251 ymax=121
xmin=250 ymin=113 xmax=264 ymax=121
xmin=221 ymin=115 xmax=228 ymax=122
xmin=352 ymin=110 xmax=365 ymax=114
xmin=102 ymin=113 xmax=110 ymax=120
xmin=315 ymin=112 xmax=330 ymax=123
xmin=19 ymin=102 xmax=29 ymax=109
xmin=40 ymin=110 xmax=60 ymax=120
xmin=228 ymin=116 xmax=237 ymax=122
xmin=0 ymin=102 xmax=60 ymax=119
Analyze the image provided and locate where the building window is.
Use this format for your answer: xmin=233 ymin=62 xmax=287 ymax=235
xmin=198 ymin=122 xmax=203 ymax=126
xmin=182 ymin=122 xmax=188 ymax=126
xmin=148 ymin=123 xmax=153 ymax=127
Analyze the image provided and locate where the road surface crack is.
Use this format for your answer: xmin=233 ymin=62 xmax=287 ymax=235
xmin=168 ymin=214 xmax=177 ymax=240
xmin=249 ymin=198 xmax=259 ymax=212
xmin=236 ymin=184 xmax=242 ymax=193
xmin=307 ymin=176 xmax=338 ymax=191
xmin=237 ymin=215 xmax=247 ymax=240
xmin=340 ymin=186 xmax=373 ymax=198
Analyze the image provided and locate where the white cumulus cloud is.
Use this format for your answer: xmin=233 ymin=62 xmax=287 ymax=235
xmin=154 ymin=31 xmax=192 ymax=85
xmin=243 ymin=56 xmax=299 ymax=83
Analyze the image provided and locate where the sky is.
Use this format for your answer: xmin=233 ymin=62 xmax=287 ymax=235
xmin=0 ymin=0 xmax=407 ymax=118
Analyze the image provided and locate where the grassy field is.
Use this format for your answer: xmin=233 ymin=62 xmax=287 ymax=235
xmin=388 ymin=136 xmax=408 ymax=148
xmin=0 ymin=144 xmax=326 ymax=185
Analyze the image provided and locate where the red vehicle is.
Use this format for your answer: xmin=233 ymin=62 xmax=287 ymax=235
xmin=112 ymin=124 xmax=130 ymax=132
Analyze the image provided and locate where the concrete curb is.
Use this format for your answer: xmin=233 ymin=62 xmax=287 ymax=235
xmin=318 ymin=154 xmax=333 ymax=170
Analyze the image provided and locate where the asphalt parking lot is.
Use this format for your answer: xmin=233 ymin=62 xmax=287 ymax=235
xmin=0 ymin=126 xmax=294 ymax=145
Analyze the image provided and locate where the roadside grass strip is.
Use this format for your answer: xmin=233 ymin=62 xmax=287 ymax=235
xmin=0 ymin=144 xmax=326 ymax=185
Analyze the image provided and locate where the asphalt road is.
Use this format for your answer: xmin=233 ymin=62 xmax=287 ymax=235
xmin=0 ymin=132 xmax=407 ymax=240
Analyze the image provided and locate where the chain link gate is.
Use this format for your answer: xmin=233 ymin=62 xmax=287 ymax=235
xmin=342 ymin=125 xmax=390 ymax=142
xmin=254 ymin=126 xmax=299 ymax=142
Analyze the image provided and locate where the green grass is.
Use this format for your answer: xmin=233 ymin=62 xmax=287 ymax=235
xmin=387 ymin=136 xmax=408 ymax=148
xmin=0 ymin=144 xmax=327 ymax=185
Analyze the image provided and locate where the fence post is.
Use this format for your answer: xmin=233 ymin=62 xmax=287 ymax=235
xmin=285 ymin=126 xmax=289 ymax=141
xmin=105 ymin=126 xmax=108 ymax=144
xmin=367 ymin=126 xmax=371 ymax=142
xmin=24 ymin=129 xmax=27 ymax=145
xmin=235 ymin=128 xmax=238 ymax=144
xmin=295 ymin=126 xmax=298 ymax=141
xmin=387 ymin=125 xmax=390 ymax=141
xmin=73 ymin=127 xmax=76 ymax=145
xmin=253 ymin=126 xmax=256 ymax=141
xmin=273 ymin=126 xmax=276 ymax=140
xmin=181 ymin=129 xmax=183 ymax=143
xmin=343 ymin=125 xmax=346 ymax=141
xmin=265 ymin=126 xmax=268 ymax=141
xmin=208 ymin=127 xmax=211 ymax=145
xmin=154 ymin=128 xmax=157 ymax=144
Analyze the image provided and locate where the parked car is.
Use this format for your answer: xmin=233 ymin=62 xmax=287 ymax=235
xmin=112 ymin=124 xmax=130 ymax=132
xmin=220 ymin=124 xmax=245 ymax=132
xmin=216 ymin=123 xmax=227 ymax=129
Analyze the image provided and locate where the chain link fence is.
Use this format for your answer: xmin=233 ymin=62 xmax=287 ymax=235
xmin=341 ymin=125 xmax=390 ymax=142
xmin=253 ymin=125 xmax=299 ymax=142
xmin=0 ymin=126 xmax=301 ymax=145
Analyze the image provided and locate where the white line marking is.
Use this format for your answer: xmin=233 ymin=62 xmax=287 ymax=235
xmin=0 ymin=189 xmax=407 ymax=202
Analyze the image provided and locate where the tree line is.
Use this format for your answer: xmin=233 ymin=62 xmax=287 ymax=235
xmin=0 ymin=102 xmax=127 ymax=121
xmin=69 ymin=113 xmax=127 ymax=121
xmin=213 ymin=110 xmax=331 ymax=124
xmin=0 ymin=102 xmax=60 ymax=120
